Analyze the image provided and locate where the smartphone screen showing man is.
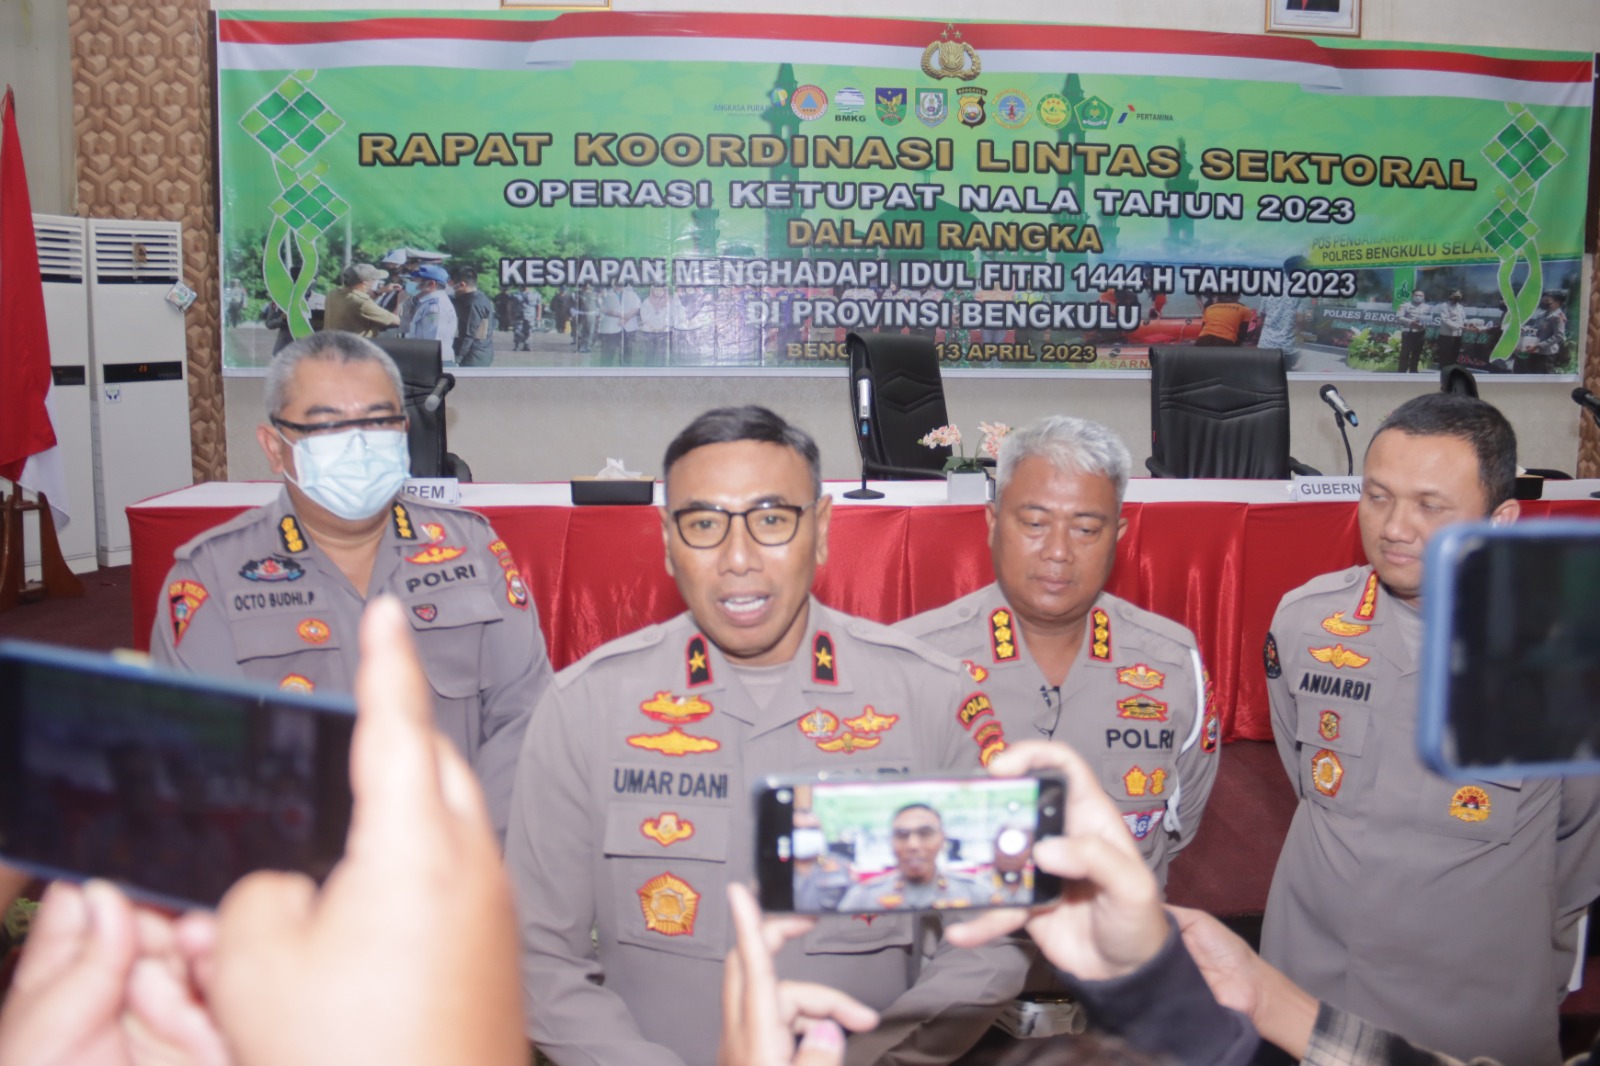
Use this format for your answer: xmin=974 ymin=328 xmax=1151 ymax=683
xmin=0 ymin=641 xmax=355 ymax=910
xmin=756 ymin=774 xmax=1064 ymax=914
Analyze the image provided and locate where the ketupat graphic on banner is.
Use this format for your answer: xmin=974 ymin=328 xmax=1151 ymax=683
xmin=214 ymin=13 xmax=1594 ymax=376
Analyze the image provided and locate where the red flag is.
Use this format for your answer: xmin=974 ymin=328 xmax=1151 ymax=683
xmin=0 ymin=87 xmax=57 ymax=483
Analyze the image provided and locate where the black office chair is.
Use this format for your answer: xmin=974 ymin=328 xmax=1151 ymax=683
xmin=1440 ymin=366 xmax=1479 ymax=397
xmin=1146 ymin=346 xmax=1319 ymax=479
xmin=371 ymin=337 xmax=473 ymax=481
xmin=846 ymin=332 xmax=976 ymax=480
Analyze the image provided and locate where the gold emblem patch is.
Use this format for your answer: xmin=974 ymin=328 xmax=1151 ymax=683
xmin=390 ymin=502 xmax=415 ymax=540
xmin=798 ymin=709 xmax=839 ymax=739
xmin=1311 ymin=749 xmax=1344 ymax=796
xmin=1090 ymin=608 xmax=1111 ymax=662
xmin=640 ymin=691 xmax=714 ymax=723
xmin=638 ymin=873 xmax=699 ymax=936
xmin=279 ymin=674 xmax=314 ymax=694
xmin=1308 ymin=644 xmax=1371 ymax=669
xmin=1116 ymin=663 xmax=1165 ymax=690
xmin=812 ymin=631 xmax=837 ymax=684
xmin=1449 ymin=786 xmax=1491 ymax=823
xmin=990 ymin=608 xmax=1018 ymax=662
xmin=626 ymin=728 xmax=721 ymax=757
xmin=1116 ymin=695 xmax=1169 ymax=722
xmin=686 ymin=636 xmax=713 ymax=687
xmin=1318 ymin=710 xmax=1341 ymax=741
xmin=406 ymin=543 xmax=466 ymax=565
xmin=1123 ymin=766 xmax=1167 ymax=797
xmin=844 ymin=706 xmax=898 ymax=734
xmin=963 ymin=659 xmax=988 ymax=683
xmin=1320 ymin=612 xmax=1371 ymax=638
xmin=641 ymin=813 xmax=695 ymax=847
xmin=296 ymin=618 xmax=331 ymax=645
xmin=816 ymin=732 xmax=881 ymax=754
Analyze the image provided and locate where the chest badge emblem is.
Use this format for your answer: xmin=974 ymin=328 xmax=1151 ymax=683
xmin=1117 ymin=663 xmax=1165 ymax=690
xmin=1320 ymin=612 xmax=1371 ymax=638
xmin=1310 ymin=749 xmax=1344 ymax=796
xmin=1449 ymin=786 xmax=1491 ymax=823
xmin=641 ymin=813 xmax=695 ymax=847
xmin=638 ymin=873 xmax=699 ymax=936
xmin=1318 ymin=710 xmax=1341 ymax=741
xmin=1308 ymin=644 xmax=1370 ymax=669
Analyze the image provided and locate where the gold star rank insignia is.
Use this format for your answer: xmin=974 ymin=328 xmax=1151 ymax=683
xmin=812 ymin=632 xmax=837 ymax=684
xmin=277 ymin=516 xmax=307 ymax=554
xmin=990 ymin=608 xmax=1019 ymax=662
xmin=1353 ymin=572 xmax=1379 ymax=621
xmin=1090 ymin=608 xmax=1112 ymax=662
xmin=686 ymin=635 xmax=713 ymax=687
xmin=390 ymin=502 xmax=415 ymax=540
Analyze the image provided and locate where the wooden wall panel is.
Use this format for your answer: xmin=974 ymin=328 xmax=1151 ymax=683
xmin=70 ymin=0 xmax=226 ymax=483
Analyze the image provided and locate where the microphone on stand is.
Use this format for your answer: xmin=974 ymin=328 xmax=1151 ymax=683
xmin=844 ymin=375 xmax=884 ymax=500
xmin=1319 ymin=384 xmax=1359 ymax=427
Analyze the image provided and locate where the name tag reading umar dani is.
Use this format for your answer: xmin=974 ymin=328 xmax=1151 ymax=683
xmin=1290 ymin=477 xmax=1363 ymax=502
xmin=402 ymin=478 xmax=462 ymax=505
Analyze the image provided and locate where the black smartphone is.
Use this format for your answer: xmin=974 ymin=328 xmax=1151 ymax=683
xmin=755 ymin=771 xmax=1066 ymax=914
xmin=1418 ymin=520 xmax=1600 ymax=778
xmin=0 ymin=639 xmax=356 ymax=910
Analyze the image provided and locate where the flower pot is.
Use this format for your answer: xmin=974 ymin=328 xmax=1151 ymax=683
xmin=946 ymin=469 xmax=991 ymax=504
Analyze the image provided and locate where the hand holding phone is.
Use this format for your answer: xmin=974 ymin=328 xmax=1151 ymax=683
xmin=944 ymin=740 xmax=1168 ymax=984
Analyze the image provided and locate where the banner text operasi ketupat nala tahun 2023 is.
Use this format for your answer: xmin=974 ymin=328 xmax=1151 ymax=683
xmin=215 ymin=12 xmax=1593 ymax=375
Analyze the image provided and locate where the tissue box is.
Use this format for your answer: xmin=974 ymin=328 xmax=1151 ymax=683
xmin=570 ymin=477 xmax=654 ymax=506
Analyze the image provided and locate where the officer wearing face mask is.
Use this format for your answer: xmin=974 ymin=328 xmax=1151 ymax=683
xmin=149 ymin=331 xmax=550 ymax=840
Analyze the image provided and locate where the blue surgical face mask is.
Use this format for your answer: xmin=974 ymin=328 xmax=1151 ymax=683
xmin=404 ymin=280 xmax=421 ymax=296
xmin=282 ymin=428 xmax=410 ymax=521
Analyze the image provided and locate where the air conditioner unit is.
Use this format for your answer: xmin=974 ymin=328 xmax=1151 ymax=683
xmin=17 ymin=213 xmax=98 ymax=575
xmin=86 ymin=219 xmax=193 ymax=567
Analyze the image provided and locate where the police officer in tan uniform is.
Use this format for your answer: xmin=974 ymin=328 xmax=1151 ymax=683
xmin=835 ymin=804 xmax=991 ymax=913
xmin=151 ymin=332 xmax=549 ymax=840
xmin=507 ymin=406 xmax=1026 ymax=1066
xmin=1260 ymin=394 xmax=1600 ymax=1066
xmin=900 ymin=416 xmax=1218 ymax=882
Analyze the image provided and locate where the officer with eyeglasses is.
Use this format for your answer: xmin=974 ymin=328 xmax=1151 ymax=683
xmin=507 ymin=405 xmax=1029 ymax=1066
xmin=149 ymin=331 xmax=550 ymax=841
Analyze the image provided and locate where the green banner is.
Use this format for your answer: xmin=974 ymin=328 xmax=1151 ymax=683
xmin=217 ymin=13 xmax=1593 ymax=375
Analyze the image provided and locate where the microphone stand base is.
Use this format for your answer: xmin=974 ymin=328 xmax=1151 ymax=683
xmin=842 ymin=486 xmax=885 ymax=500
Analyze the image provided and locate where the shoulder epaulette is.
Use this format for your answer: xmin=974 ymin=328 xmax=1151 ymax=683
xmin=555 ymin=621 xmax=670 ymax=687
xmin=1275 ymin=566 xmax=1369 ymax=612
xmin=841 ymin=614 xmax=964 ymax=675
xmin=172 ymin=506 xmax=277 ymax=562
xmin=1103 ymin=593 xmax=1200 ymax=661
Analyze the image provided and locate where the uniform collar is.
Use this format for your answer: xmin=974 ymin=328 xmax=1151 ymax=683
xmin=690 ymin=598 xmax=855 ymax=731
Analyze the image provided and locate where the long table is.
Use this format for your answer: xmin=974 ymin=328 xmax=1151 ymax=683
xmin=128 ymin=479 xmax=1600 ymax=742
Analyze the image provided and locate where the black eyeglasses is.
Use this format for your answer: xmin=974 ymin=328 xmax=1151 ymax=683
xmin=671 ymin=500 xmax=818 ymax=550
xmin=271 ymin=415 xmax=407 ymax=437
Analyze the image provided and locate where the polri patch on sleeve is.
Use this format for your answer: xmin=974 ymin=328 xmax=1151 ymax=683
xmin=168 ymin=580 xmax=209 ymax=646
xmin=812 ymin=631 xmax=837 ymax=684
xmin=1263 ymin=632 xmax=1282 ymax=679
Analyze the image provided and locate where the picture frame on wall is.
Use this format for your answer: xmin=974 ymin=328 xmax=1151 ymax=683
xmin=1267 ymin=0 xmax=1362 ymax=36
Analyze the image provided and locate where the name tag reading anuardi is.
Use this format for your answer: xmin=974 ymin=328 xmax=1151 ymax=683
xmin=1290 ymin=477 xmax=1363 ymax=502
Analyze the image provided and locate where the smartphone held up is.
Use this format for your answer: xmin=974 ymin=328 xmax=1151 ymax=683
xmin=755 ymin=772 xmax=1065 ymax=915
xmin=0 ymin=639 xmax=356 ymax=911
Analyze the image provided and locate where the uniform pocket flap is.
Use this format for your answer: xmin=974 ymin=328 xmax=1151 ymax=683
xmin=231 ymin=613 xmax=343 ymax=662
xmin=603 ymin=803 xmax=729 ymax=863
xmin=405 ymin=585 xmax=501 ymax=699
xmin=402 ymin=582 xmax=501 ymax=631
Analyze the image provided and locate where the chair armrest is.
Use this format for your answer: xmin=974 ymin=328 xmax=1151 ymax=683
xmin=1288 ymin=458 xmax=1323 ymax=478
xmin=1145 ymin=457 xmax=1181 ymax=478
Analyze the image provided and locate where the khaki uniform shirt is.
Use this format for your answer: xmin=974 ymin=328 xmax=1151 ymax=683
xmin=323 ymin=285 xmax=400 ymax=336
xmin=150 ymin=490 xmax=549 ymax=839
xmin=1261 ymin=566 xmax=1600 ymax=1066
xmin=508 ymin=601 xmax=1029 ymax=1066
xmin=899 ymin=584 xmax=1219 ymax=882
xmin=837 ymin=870 xmax=991 ymax=912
